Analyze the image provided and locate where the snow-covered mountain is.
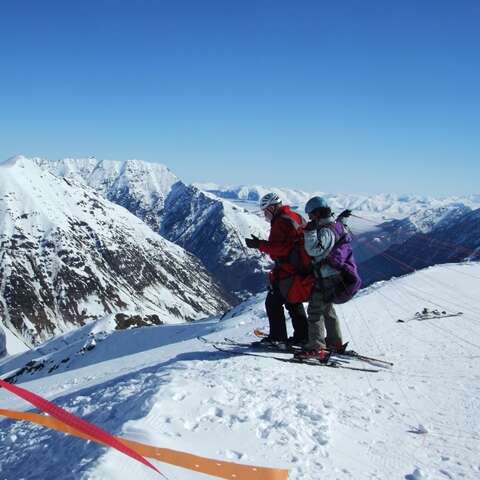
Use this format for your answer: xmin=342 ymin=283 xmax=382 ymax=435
xmin=197 ymin=183 xmax=480 ymax=220
xmin=35 ymin=157 xmax=480 ymax=297
xmin=0 ymin=156 xmax=232 ymax=346
xmin=160 ymin=182 xmax=269 ymax=296
xmin=200 ymin=184 xmax=480 ymax=279
xmin=1 ymin=262 xmax=479 ymax=479
xmin=35 ymin=157 xmax=179 ymax=232
xmin=353 ymin=203 xmax=473 ymax=263
xmin=35 ymin=158 xmax=271 ymax=297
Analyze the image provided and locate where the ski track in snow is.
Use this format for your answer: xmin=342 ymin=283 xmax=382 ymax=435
xmin=1 ymin=264 xmax=480 ymax=479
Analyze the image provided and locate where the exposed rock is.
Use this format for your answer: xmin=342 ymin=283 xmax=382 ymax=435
xmin=0 ymin=156 xmax=233 ymax=345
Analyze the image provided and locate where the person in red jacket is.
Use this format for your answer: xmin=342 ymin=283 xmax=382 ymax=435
xmin=245 ymin=193 xmax=308 ymax=348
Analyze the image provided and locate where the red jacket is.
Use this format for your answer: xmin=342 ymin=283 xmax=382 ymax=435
xmin=258 ymin=205 xmax=306 ymax=280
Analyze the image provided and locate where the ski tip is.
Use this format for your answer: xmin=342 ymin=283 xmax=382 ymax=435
xmin=253 ymin=328 xmax=267 ymax=338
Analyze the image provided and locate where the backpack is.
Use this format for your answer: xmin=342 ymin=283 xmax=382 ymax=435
xmin=278 ymin=237 xmax=314 ymax=303
xmin=320 ymin=220 xmax=362 ymax=304
xmin=275 ymin=213 xmax=315 ymax=303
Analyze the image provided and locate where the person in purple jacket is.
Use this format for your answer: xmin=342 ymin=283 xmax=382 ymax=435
xmin=295 ymin=196 xmax=361 ymax=361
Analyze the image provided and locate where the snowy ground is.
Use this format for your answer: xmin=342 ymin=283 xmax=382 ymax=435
xmin=1 ymin=263 xmax=480 ymax=480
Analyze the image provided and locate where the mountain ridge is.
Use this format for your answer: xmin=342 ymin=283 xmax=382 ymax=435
xmin=0 ymin=157 xmax=233 ymax=345
xmin=28 ymin=156 xmax=480 ymax=296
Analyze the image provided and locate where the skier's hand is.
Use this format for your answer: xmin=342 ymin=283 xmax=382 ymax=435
xmin=304 ymin=220 xmax=317 ymax=231
xmin=338 ymin=209 xmax=352 ymax=219
xmin=245 ymin=235 xmax=261 ymax=249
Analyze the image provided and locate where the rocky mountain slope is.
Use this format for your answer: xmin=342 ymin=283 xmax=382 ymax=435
xmin=36 ymin=158 xmax=270 ymax=297
xmin=0 ymin=156 xmax=232 ymax=346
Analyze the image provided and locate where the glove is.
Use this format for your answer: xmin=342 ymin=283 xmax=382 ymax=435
xmin=304 ymin=220 xmax=317 ymax=231
xmin=245 ymin=235 xmax=261 ymax=249
xmin=338 ymin=209 xmax=352 ymax=219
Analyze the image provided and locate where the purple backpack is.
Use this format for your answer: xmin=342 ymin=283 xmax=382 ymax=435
xmin=323 ymin=221 xmax=362 ymax=304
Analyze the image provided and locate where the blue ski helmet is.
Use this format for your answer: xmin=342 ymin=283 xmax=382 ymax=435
xmin=305 ymin=196 xmax=329 ymax=214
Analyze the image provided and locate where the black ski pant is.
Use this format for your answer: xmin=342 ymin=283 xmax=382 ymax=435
xmin=265 ymin=284 xmax=308 ymax=342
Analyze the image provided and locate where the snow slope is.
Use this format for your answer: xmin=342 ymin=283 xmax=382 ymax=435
xmin=0 ymin=325 xmax=29 ymax=357
xmin=1 ymin=262 xmax=479 ymax=479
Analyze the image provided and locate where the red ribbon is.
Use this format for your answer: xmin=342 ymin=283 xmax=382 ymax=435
xmin=0 ymin=378 xmax=164 ymax=477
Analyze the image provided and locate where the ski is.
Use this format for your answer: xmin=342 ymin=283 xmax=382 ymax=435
xmin=252 ymin=329 xmax=393 ymax=367
xmin=198 ymin=336 xmax=247 ymax=347
xmin=212 ymin=345 xmax=380 ymax=373
xmin=197 ymin=336 xmax=298 ymax=353
xmin=200 ymin=336 xmax=350 ymax=365
xmin=222 ymin=338 xmax=352 ymax=365
xmin=253 ymin=328 xmax=268 ymax=338
xmin=397 ymin=311 xmax=463 ymax=323
xmin=334 ymin=350 xmax=394 ymax=368
xmin=198 ymin=335 xmax=277 ymax=349
xmin=223 ymin=337 xmax=300 ymax=353
xmin=200 ymin=335 xmax=391 ymax=368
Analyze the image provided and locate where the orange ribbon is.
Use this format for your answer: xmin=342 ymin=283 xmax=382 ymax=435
xmin=0 ymin=408 xmax=289 ymax=479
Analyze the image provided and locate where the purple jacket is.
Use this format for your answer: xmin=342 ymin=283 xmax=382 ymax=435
xmin=304 ymin=220 xmax=362 ymax=304
xmin=325 ymin=221 xmax=362 ymax=303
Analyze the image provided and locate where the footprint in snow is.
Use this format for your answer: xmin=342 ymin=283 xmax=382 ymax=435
xmin=408 ymin=424 xmax=428 ymax=434
xmin=438 ymin=469 xmax=454 ymax=479
xmin=260 ymin=407 xmax=273 ymax=421
xmin=405 ymin=467 xmax=428 ymax=479
xmin=183 ymin=420 xmax=199 ymax=431
xmin=199 ymin=406 xmax=224 ymax=422
xmin=220 ymin=449 xmax=244 ymax=460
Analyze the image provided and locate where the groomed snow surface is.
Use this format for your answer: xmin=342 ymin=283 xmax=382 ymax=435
xmin=1 ymin=263 xmax=480 ymax=479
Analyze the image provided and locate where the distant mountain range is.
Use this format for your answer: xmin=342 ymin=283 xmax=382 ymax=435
xmin=197 ymin=183 xmax=480 ymax=219
xmin=35 ymin=157 xmax=480 ymax=299
xmin=353 ymin=203 xmax=474 ymax=262
xmin=184 ymin=183 xmax=480 ymax=288
xmin=2 ymin=155 xmax=478 ymax=346
xmin=359 ymin=207 xmax=480 ymax=286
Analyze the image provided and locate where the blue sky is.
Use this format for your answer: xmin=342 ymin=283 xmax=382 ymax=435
xmin=0 ymin=1 xmax=479 ymax=195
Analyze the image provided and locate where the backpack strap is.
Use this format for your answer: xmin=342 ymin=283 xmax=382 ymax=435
xmin=327 ymin=221 xmax=350 ymax=248
xmin=314 ymin=222 xmax=348 ymax=274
